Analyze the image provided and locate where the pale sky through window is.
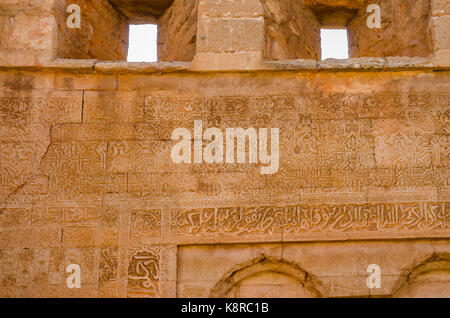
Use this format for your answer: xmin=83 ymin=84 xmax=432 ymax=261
xmin=321 ymin=28 xmax=349 ymax=60
xmin=127 ymin=25 xmax=350 ymax=62
xmin=127 ymin=24 xmax=158 ymax=62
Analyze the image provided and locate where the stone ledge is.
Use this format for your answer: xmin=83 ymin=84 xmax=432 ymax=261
xmin=41 ymin=59 xmax=97 ymax=71
xmin=0 ymin=56 xmax=448 ymax=73
xmin=385 ymin=57 xmax=435 ymax=69
xmin=261 ymin=59 xmax=317 ymax=71
xmin=319 ymin=57 xmax=386 ymax=70
xmin=0 ymin=57 xmax=95 ymax=72
xmin=95 ymin=61 xmax=191 ymax=74
xmin=264 ymin=56 xmax=446 ymax=71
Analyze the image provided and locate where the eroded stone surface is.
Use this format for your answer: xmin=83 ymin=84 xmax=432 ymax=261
xmin=108 ymin=0 xmax=174 ymax=22
xmin=55 ymin=0 xmax=129 ymax=60
xmin=261 ymin=0 xmax=321 ymax=60
xmin=158 ymin=0 xmax=198 ymax=62
xmin=349 ymin=0 xmax=434 ymax=58
xmin=0 ymin=0 xmax=448 ymax=299
xmin=0 ymin=67 xmax=449 ymax=297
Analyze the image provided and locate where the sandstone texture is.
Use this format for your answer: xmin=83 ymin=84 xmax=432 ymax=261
xmin=261 ymin=0 xmax=321 ymax=60
xmin=109 ymin=0 xmax=174 ymax=22
xmin=0 ymin=0 xmax=448 ymax=298
xmin=349 ymin=0 xmax=434 ymax=58
xmin=158 ymin=0 xmax=198 ymax=62
xmin=55 ymin=0 xmax=129 ymax=61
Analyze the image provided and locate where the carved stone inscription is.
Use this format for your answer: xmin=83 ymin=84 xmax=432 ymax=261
xmin=170 ymin=202 xmax=449 ymax=236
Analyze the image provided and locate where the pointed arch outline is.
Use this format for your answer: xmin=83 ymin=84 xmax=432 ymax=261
xmin=391 ymin=252 xmax=450 ymax=297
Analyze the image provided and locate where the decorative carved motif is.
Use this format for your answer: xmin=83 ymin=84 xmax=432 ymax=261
xmin=127 ymin=246 xmax=160 ymax=297
xmin=130 ymin=209 xmax=161 ymax=238
xmin=99 ymin=247 xmax=118 ymax=282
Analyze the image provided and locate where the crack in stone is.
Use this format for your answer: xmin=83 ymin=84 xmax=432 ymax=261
xmin=0 ymin=123 xmax=54 ymax=210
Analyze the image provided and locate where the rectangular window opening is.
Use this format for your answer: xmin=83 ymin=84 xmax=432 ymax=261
xmin=320 ymin=28 xmax=349 ymax=60
xmin=127 ymin=24 xmax=158 ymax=62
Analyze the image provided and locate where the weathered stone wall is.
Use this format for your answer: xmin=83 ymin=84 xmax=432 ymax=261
xmin=55 ymin=0 xmax=129 ymax=60
xmin=180 ymin=244 xmax=450 ymax=298
xmin=431 ymin=0 xmax=450 ymax=64
xmin=0 ymin=0 xmax=128 ymax=63
xmin=109 ymin=0 xmax=174 ymax=23
xmin=348 ymin=0 xmax=434 ymax=58
xmin=0 ymin=0 xmax=448 ymax=299
xmin=257 ymin=0 xmax=436 ymax=61
xmin=192 ymin=0 xmax=265 ymax=70
xmin=304 ymin=0 xmax=364 ymax=27
xmin=157 ymin=0 xmax=198 ymax=62
xmin=0 ymin=0 xmax=59 ymax=64
xmin=261 ymin=0 xmax=321 ymax=60
xmin=0 ymin=68 xmax=448 ymax=297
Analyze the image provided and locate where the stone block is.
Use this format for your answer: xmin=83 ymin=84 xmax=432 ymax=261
xmin=198 ymin=0 xmax=264 ymax=18
xmin=432 ymin=0 xmax=450 ymax=16
xmin=54 ymin=0 xmax=128 ymax=60
xmin=0 ymin=0 xmax=56 ymax=16
xmin=62 ymin=227 xmax=96 ymax=247
xmin=349 ymin=0 xmax=433 ymax=58
xmin=197 ymin=17 xmax=264 ymax=53
xmin=261 ymin=0 xmax=321 ymax=60
xmin=191 ymin=52 xmax=263 ymax=70
xmin=0 ymin=15 xmax=57 ymax=53
xmin=158 ymin=0 xmax=199 ymax=62
xmin=83 ymin=91 xmax=143 ymax=123
xmin=432 ymin=15 xmax=450 ymax=50
xmin=54 ymin=74 xmax=117 ymax=91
